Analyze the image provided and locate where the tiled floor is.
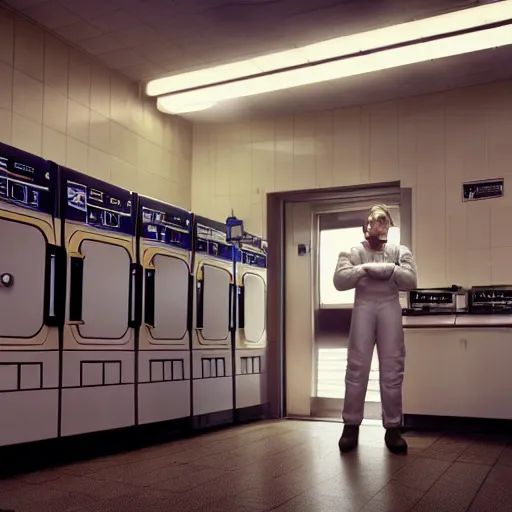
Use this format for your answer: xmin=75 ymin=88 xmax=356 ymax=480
xmin=1 ymin=420 xmax=512 ymax=511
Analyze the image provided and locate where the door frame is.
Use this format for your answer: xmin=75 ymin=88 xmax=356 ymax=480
xmin=265 ymin=182 xmax=412 ymax=420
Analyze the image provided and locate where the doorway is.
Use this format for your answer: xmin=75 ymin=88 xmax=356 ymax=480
xmin=312 ymin=208 xmax=402 ymax=421
xmin=268 ymin=183 xmax=412 ymax=422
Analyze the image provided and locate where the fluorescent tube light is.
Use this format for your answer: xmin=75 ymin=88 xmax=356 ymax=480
xmin=157 ymin=24 xmax=512 ymax=114
xmin=147 ymin=0 xmax=512 ymax=97
xmin=158 ymin=101 xmax=217 ymax=114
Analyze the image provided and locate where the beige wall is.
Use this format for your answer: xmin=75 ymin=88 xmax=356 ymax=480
xmin=0 ymin=8 xmax=192 ymax=209
xmin=192 ymin=80 xmax=512 ymax=289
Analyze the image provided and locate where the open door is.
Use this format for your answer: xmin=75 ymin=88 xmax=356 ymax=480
xmin=284 ymin=187 xmax=411 ymax=420
xmin=313 ymin=210 xmax=401 ymax=419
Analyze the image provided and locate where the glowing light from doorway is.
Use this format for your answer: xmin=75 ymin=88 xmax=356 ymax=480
xmin=319 ymin=227 xmax=400 ymax=307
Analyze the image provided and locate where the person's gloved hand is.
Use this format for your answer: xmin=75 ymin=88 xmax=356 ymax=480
xmin=362 ymin=262 xmax=396 ymax=280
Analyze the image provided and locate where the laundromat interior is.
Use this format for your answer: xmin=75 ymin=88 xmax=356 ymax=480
xmin=2 ymin=0 xmax=512 ymax=511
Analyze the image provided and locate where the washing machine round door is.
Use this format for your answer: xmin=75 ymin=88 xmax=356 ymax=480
xmin=151 ymin=254 xmax=189 ymax=342
xmin=243 ymin=273 xmax=265 ymax=343
xmin=78 ymin=239 xmax=131 ymax=340
xmin=0 ymin=218 xmax=46 ymax=339
xmin=202 ymin=264 xmax=231 ymax=343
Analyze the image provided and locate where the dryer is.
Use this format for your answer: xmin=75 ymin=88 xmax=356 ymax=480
xmin=235 ymin=235 xmax=268 ymax=421
xmin=192 ymin=216 xmax=235 ymax=427
xmin=137 ymin=196 xmax=193 ymax=425
xmin=57 ymin=166 xmax=140 ymax=437
xmin=0 ymin=142 xmax=65 ymax=447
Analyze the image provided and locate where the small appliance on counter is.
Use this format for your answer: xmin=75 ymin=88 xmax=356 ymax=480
xmin=455 ymin=285 xmax=512 ymax=326
xmin=402 ymin=286 xmax=460 ymax=328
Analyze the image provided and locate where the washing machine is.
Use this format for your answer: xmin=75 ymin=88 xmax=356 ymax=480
xmin=191 ymin=216 xmax=235 ymax=428
xmin=57 ymin=165 xmax=140 ymax=437
xmin=234 ymin=236 xmax=268 ymax=421
xmin=137 ymin=196 xmax=193 ymax=425
xmin=0 ymin=142 xmax=65 ymax=447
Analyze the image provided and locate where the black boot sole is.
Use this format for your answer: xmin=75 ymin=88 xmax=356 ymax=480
xmin=385 ymin=443 xmax=408 ymax=455
xmin=339 ymin=438 xmax=358 ymax=453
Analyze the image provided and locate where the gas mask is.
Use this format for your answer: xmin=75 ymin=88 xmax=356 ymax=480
xmin=363 ymin=205 xmax=394 ymax=244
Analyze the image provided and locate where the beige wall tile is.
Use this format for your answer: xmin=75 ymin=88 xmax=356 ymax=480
xmin=110 ymin=157 xmax=138 ymax=191
xmin=90 ymin=65 xmax=111 ymax=118
xmin=486 ymin=81 xmax=512 ymax=178
xmin=314 ymin=111 xmax=333 ymax=189
xmin=274 ymin=117 xmax=294 ymax=192
xmin=397 ymin=97 xmax=418 ymax=188
xmin=68 ymin=50 xmax=91 ymax=108
xmin=44 ymin=34 xmax=68 ymax=96
xmin=230 ymin=151 xmax=252 ymax=196
xmin=0 ymin=107 xmax=12 ymax=145
xmin=136 ymin=136 xmax=158 ymax=174
xmin=292 ymin=114 xmax=314 ymax=191
xmin=67 ymin=99 xmax=90 ymax=144
xmin=0 ymin=9 xmax=14 ymax=66
xmin=110 ymin=121 xmax=138 ymax=165
xmin=12 ymin=113 xmax=42 ymax=156
xmin=42 ymin=126 xmax=66 ymax=163
xmin=43 ymin=86 xmax=68 ymax=134
xmin=191 ymin=79 xmax=512 ymax=288
xmin=12 ymin=70 xmax=43 ymax=124
xmin=369 ymin=101 xmax=399 ymax=183
xmin=467 ymin=248 xmax=491 ymax=286
xmin=89 ymin=110 xmax=110 ymax=154
xmin=87 ymin=147 xmax=111 ymax=181
xmin=491 ymin=247 xmax=512 ymax=285
xmin=332 ymin=107 xmax=365 ymax=186
xmin=110 ymin=74 xmax=133 ymax=128
xmin=0 ymin=61 xmax=12 ymax=110
xmin=14 ymin=17 xmax=44 ymax=81
xmin=0 ymin=6 xmax=191 ymax=208
xmin=66 ymin=136 xmax=88 ymax=173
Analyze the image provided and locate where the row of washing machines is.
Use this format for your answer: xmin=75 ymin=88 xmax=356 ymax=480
xmin=0 ymin=141 xmax=268 ymax=448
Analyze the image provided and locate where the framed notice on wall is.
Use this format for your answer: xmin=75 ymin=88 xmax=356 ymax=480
xmin=462 ymin=178 xmax=504 ymax=202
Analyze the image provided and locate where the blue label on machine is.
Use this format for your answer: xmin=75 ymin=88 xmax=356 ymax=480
xmin=195 ymin=221 xmax=233 ymax=262
xmin=238 ymin=249 xmax=267 ymax=268
xmin=0 ymin=142 xmax=56 ymax=216
xmin=139 ymin=196 xmax=193 ymax=251
xmin=235 ymin=235 xmax=267 ymax=268
xmin=63 ymin=168 xmax=135 ymax=235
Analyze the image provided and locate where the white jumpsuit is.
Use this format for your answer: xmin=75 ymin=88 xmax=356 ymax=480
xmin=333 ymin=241 xmax=417 ymax=428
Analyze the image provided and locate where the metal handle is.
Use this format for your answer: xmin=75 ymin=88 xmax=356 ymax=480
xmin=237 ymin=284 xmax=245 ymax=329
xmin=187 ymin=273 xmax=194 ymax=333
xmin=69 ymin=254 xmax=85 ymax=325
xmin=229 ymin=282 xmax=235 ymax=331
xmin=144 ymin=268 xmax=156 ymax=328
xmin=44 ymin=244 xmax=67 ymax=327
xmin=48 ymin=254 xmax=56 ymax=317
xmin=128 ymin=263 xmax=142 ymax=329
xmin=196 ymin=270 xmax=204 ymax=329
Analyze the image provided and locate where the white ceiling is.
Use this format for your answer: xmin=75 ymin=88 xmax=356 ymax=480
xmin=4 ymin=0 xmax=512 ymax=122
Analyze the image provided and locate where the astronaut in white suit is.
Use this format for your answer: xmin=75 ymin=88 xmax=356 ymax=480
xmin=333 ymin=205 xmax=417 ymax=453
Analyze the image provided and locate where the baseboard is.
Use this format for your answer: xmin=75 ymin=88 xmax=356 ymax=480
xmin=404 ymin=414 xmax=512 ymax=435
xmin=192 ymin=409 xmax=234 ymax=430
xmin=0 ymin=417 xmax=192 ymax=478
xmin=236 ymin=404 xmax=268 ymax=423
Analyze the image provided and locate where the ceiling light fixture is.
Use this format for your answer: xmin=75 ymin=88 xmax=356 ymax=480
xmin=146 ymin=0 xmax=512 ymax=98
xmin=157 ymin=23 xmax=512 ymax=114
xmin=158 ymin=101 xmax=217 ymax=114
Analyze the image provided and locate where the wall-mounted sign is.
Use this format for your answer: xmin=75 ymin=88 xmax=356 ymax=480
xmin=462 ymin=178 xmax=504 ymax=202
